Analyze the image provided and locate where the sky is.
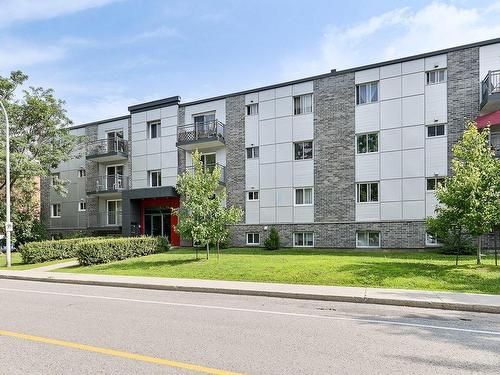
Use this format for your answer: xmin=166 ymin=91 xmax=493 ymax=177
xmin=1 ymin=0 xmax=500 ymax=125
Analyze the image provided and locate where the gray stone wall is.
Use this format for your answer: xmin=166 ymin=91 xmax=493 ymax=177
xmin=85 ymin=124 xmax=99 ymax=222
xmin=313 ymin=72 xmax=356 ymax=222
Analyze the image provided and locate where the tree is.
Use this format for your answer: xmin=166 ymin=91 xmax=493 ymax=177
xmin=174 ymin=150 xmax=242 ymax=259
xmin=427 ymin=122 xmax=500 ymax=265
xmin=0 ymin=71 xmax=80 ymax=244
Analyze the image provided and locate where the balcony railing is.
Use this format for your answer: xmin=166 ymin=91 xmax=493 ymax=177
xmin=481 ymin=70 xmax=500 ymax=109
xmin=86 ymin=175 xmax=129 ymax=194
xmin=178 ymin=163 xmax=226 ymax=184
xmin=88 ymin=211 xmax=123 ymax=227
xmin=86 ymin=138 xmax=128 ymax=159
xmin=177 ymin=120 xmax=225 ymax=145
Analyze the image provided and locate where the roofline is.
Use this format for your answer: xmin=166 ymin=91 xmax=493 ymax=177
xmin=69 ymin=115 xmax=130 ymax=130
xmin=128 ymin=96 xmax=180 ymax=113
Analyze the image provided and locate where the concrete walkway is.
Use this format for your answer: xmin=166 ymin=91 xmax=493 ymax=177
xmin=27 ymin=260 xmax=79 ymax=272
xmin=0 ymin=267 xmax=498 ymax=314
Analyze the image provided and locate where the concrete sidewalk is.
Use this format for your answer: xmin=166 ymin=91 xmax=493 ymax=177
xmin=0 ymin=268 xmax=499 ymax=314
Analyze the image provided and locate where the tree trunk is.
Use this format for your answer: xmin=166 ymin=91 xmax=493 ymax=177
xmin=206 ymin=243 xmax=209 ymax=260
xmin=217 ymin=241 xmax=220 ymax=261
xmin=456 ymin=247 xmax=459 ymax=266
xmin=495 ymin=230 xmax=498 ymax=267
xmin=477 ymin=235 xmax=482 ymax=265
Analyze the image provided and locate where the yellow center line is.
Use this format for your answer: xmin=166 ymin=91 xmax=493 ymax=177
xmin=0 ymin=329 xmax=244 ymax=375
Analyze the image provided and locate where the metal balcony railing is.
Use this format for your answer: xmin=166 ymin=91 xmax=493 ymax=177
xmin=481 ymin=70 xmax=500 ymax=109
xmin=88 ymin=211 xmax=123 ymax=227
xmin=86 ymin=138 xmax=128 ymax=158
xmin=177 ymin=120 xmax=225 ymax=144
xmin=178 ymin=163 xmax=226 ymax=184
xmin=86 ymin=175 xmax=129 ymax=194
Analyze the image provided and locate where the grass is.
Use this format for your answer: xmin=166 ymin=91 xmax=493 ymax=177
xmin=0 ymin=252 xmax=75 ymax=270
xmin=57 ymin=247 xmax=500 ymax=294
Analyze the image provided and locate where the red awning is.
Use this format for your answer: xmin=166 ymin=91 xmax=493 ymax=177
xmin=476 ymin=111 xmax=500 ymax=129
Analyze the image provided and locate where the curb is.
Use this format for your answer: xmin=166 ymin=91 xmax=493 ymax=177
xmin=1 ymin=273 xmax=499 ymax=314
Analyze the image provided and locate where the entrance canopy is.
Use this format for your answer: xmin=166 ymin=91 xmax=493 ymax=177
xmin=476 ymin=110 xmax=500 ymax=129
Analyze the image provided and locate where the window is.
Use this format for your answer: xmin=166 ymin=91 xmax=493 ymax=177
xmin=426 ymin=233 xmax=441 ymax=246
xmin=78 ymin=201 xmax=87 ymax=212
xmin=356 ymin=231 xmax=380 ymax=248
xmin=426 ymin=69 xmax=447 ymax=84
xmin=426 ymin=177 xmax=445 ymax=191
xmin=246 ymin=146 xmax=259 ymax=159
xmin=357 ymin=183 xmax=379 ymax=203
xmin=148 ymin=120 xmax=161 ymax=139
xmin=51 ymin=204 xmax=61 ymax=218
xmin=356 ymin=133 xmax=379 ymax=154
xmin=427 ymin=124 xmax=445 ymax=137
xmin=294 ymin=232 xmax=314 ymax=247
xmin=149 ymin=170 xmax=162 ymax=187
xmin=295 ymin=188 xmax=313 ymax=205
xmin=293 ymin=94 xmax=313 ymax=115
xmin=294 ymin=141 xmax=313 ymax=160
xmin=78 ymin=169 xmax=86 ymax=178
xmin=356 ymin=82 xmax=378 ymax=105
xmin=247 ymin=191 xmax=259 ymax=201
xmin=246 ymin=103 xmax=258 ymax=116
xmin=246 ymin=233 xmax=260 ymax=245
xmin=51 ymin=173 xmax=60 ymax=186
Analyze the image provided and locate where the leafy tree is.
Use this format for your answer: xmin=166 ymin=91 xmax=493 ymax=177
xmin=427 ymin=122 xmax=500 ymax=264
xmin=174 ymin=150 xmax=242 ymax=259
xmin=264 ymin=227 xmax=280 ymax=250
xmin=0 ymin=71 xmax=80 ymax=244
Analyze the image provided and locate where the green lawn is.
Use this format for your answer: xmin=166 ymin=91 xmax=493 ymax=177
xmin=0 ymin=252 xmax=74 ymax=270
xmin=57 ymin=248 xmax=500 ymax=294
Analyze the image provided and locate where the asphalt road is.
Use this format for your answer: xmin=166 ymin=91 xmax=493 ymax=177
xmin=0 ymin=279 xmax=498 ymax=374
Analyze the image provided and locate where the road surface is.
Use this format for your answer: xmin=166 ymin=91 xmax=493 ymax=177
xmin=0 ymin=279 xmax=498 ymax=374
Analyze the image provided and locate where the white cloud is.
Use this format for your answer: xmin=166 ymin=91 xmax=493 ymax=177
xmin=0 ymin=0 xmax=120 ymax=27
xmin=126 ymin=26 xmax=180 ymax=43
xmin=281 ymin=1 xmax=500 ymax=79
xmin=0 ymin=39 xmax=65 ymax=70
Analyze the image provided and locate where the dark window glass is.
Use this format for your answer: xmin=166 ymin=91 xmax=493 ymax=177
xmin=370 ymin=183 xmax=378 ymax=202
xmin=357 ymin=135 xmax=367 ymax=153
xmin=367 ymin=133 xmax=378 ymax=152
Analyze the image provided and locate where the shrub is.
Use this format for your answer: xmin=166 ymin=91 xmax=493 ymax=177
xmin=76 ymin=236 xmax=169 ymax=266
xmin=264 ymin=227 xmax=280 ymax=250
xmin=18 ymin=237 xmax=94 ymax=264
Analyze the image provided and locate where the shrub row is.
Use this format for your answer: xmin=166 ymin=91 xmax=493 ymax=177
xmin=76 ymin=236 xmax=169 ymax=266
xmin=18 ymin=237 xmax=95 ymax=264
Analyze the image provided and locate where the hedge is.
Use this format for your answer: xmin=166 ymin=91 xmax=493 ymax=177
xmin=76 ymin=236 xmax=169 ymax=266
xmin=18 ymin=237 xmax=95 ymax=264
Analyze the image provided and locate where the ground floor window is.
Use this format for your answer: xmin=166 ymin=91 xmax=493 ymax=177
xmin=144 ymin=207 xmax=171 ymax=238
xmin=51 ymin=203 xmax=61 ymax=218
xmin=294 ymin=232 xmax=314 ymax=247
xmin=356 ymin=231 xmax=380 ymax=248
xmin=425 ymin=233 xmax=441 ymax=246
xmin=246 ymin=233 xmax=260 ymax=245
xmin=107 ymin=200 xmax=122 ymax=226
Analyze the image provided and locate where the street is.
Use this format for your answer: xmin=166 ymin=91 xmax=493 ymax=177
xmin=0 ymin=279 xmax=499 ymax=374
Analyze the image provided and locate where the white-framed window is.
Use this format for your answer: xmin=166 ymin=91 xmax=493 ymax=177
xmin=78 ymin=169 xmax=86 ymax=178
xmin=246 ymin=146 xmax=259 ymax=159
xmin=356 ymin=231 xmax=380 ymax=248
xmin=294 ymin=232 xmax=314 ymax=247
xmin=148 ymin=120 xmax=161 ymax=139
xmin=247 ymin=191 xmax=259 ymax=201
xmin=51 ymin=203 xmax=61 ymax=218
xmin=293 ymin=94 xmax=313 ymax=115
xmin=295 ymin=188 xmax=313 ymax=205
xmin=356 ymin=81 xmax=378 ymax=105
xmin=357 ymin=182 xmax=379 ymax=203
xmin=148 ymin=170 xmax=162 ymax=187
xmin=294 ymin=141 xmax=313 ymax=160
xmin=426 ymin=177 xmax=445 ymax=191
xmin=425 ymin=233 xmax=441 ymax=246
xmin=427 ymin=124 xmax=446 ymax=137
xmin=51 ymin=173 xmax=60 ymax=186
xmin=106 ymin=199 xmax=122 ymax=226
xmin=78 ymin=201 xmax=87 ymax=212
xmin=426 ymin=69 xmax=447 ymax=84
xmin=246 ymin=103 xmax=258 ymax=116
xmin=356 ymin=132 xmax=379 ymax=154
xmin=246 ymin=233 xmax=260 ymax=245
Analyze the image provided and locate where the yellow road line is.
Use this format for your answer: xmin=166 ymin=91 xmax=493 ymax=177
xmin=0 ymin=329 xmax=244 ymax=375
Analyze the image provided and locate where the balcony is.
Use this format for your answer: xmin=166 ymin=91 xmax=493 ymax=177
xmin=178 ymin=163 xmax=226 ymax=185
xmin=176 ymin=120 xmax=225 ymax=150
xmin=88 ymin=211 xmax=122 ymax=228
xmin=86 ymin=138 xmax=128 ymax=162
xmin=480 ymin=70 xmax=500 ymax=114
xmin=86 ymin=175 xmax=129 ymax=195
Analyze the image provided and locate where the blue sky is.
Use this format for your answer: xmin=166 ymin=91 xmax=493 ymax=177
xmin=1 ymin=0 xmax=500 ymax=124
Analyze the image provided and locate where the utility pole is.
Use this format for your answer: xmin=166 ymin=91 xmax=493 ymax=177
xmin=0 ymin=100 xmax=12 ymax=267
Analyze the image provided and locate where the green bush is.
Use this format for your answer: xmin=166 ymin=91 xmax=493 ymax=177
xmin=264 ymin=227 xmax=280 ymax=250
xmin=76 ymin=236 xmax=169 ymax=266
xmin=18 ymin=237 xmax=95 ymax=264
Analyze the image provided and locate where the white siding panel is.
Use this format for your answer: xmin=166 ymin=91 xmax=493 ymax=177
xmin=245 ymin=202 xmax=260 ymax=224
xmin=161 ymin=151 xmax=177 ymax=169
xmin=161 ymin=105 xmax=177 ymax=118
xmin=380 ymin=151 xmax=402 ymax=179
xmin=275 ymin=85 xmax=293 ymax=98
xmin=425 ymin=136 xmax=448 ymax=176
xmin=134 ymin=140 xmax=147 ymax=156
xmin=259 ymin=89 xmax=275 ymax=102
xmin=381 ymin=202 xmax=402 ymax=220
xmin=380 ymin=98 xmax=401 ymax=129
xmin=380 ymin=63 xmax=401 ymax=79
xmin=425 ymin=83 xmax=447 ymax=124
xmin=131 ymin=112 xmax=146 ymax=124
xmin=380 ymin=179 xmax=402 ymax=202
xmin=245 ymin=92 xmax=259 ymax=105
xmin=276 ymin=207 xmax=293 ymax=223
xmin=259 ymin=100 xmax=275 ymax=120
xmin=292 ymin=113 xmax=314 ymax=141
xmin=275 ymin=162 xmax=292 ymax=188
xmin=275 ymin=116 xmax=293 ymax=143
xmin=403 ymin=201 xmax=425 ymax=219
xmin=355 ymin=68 xmax=380 ymax=84
xmin=402 ymin=59 xmax=424 ymax=74
xmin=479 ymin=43 xmax=500 ymax=81
xmin=146 ymin=108 xmax=161 ymax=122
xmin=260 ymin=164 xmax=276 ymax=189
xmin=380 ymin=76 xmax=402 ymax=101
xmin=425 ymin=193 xmax=439 ymax=217
xmin=245 ymin=160 xmax=259 ymax=190
xmin=293 ymin=159 xmax=313 ymax=186
xmin=245 ymin=116 xmax=259 ymax=147
xmin=402 ymin=95 xmax=424 ymax=126
xmin=260 ymin=144 xmax=276 ymax=164
xmin=147 ymin=154 xmax=161 ymax=170
xmin=293 ymin=206 xmax=314 ymax=223
xmin=424 ymin=54 xmax=447 ymax=70
xmin=381 ymin=128 xmax=401 ymax=152
xmin=355 ymin=153 xmax=380 ymax=181
xmin=356 ymin=203 xmax=380 ymax=221
xmin=275 ymin=97 xmax=293 ymax=117
xmin=132 ymin=155 xmax=146 ymax=172
xmin=292 ymin=81 xmax=314 ymax=96
xmin=276 ymin=187 xmax=293 ymax=206
xmin=402 ymin=125 xmax=424 ymax=149
xmin=260 ymin=208 xmax=276 ymax=224
xmin=355 ymin=103 xmax=380 ymax=133
xmin=276 ymin=143 xmax=292 ymax=162
xmin=259 ymin=119 xmax=275 ymax=145
xmin=402 ymin=149 xmax=424 ymax=178
xmin=260 ymin=189 xmax=276 ymax=207
xmin=402 ymin=177 xmax=425 ymax=201
xmin=402 ymin=72 xmax=425 ymax=97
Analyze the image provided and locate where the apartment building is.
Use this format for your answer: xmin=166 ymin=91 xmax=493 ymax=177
xmin=41 ymin=38 xmax=500 ymax=248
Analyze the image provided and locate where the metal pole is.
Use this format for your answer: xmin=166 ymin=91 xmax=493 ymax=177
xmin=0 ymin=100 xmax=12 ymax=267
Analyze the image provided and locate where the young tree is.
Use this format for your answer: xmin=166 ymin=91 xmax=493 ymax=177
xmin=427 ymin=122 xmax=500 ymax=265
xmin=0 ymin=71 xmax=80 ymax=244
xmin=174 ymin=150 xmax=242 ymax=259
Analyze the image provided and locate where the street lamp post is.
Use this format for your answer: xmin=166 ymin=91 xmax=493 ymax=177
xmin=0 ymin=100 xmax=12 ymax=267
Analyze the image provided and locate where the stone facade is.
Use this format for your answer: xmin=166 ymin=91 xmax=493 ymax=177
xmin=84 ymin=124 xmax=99 ymax=225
